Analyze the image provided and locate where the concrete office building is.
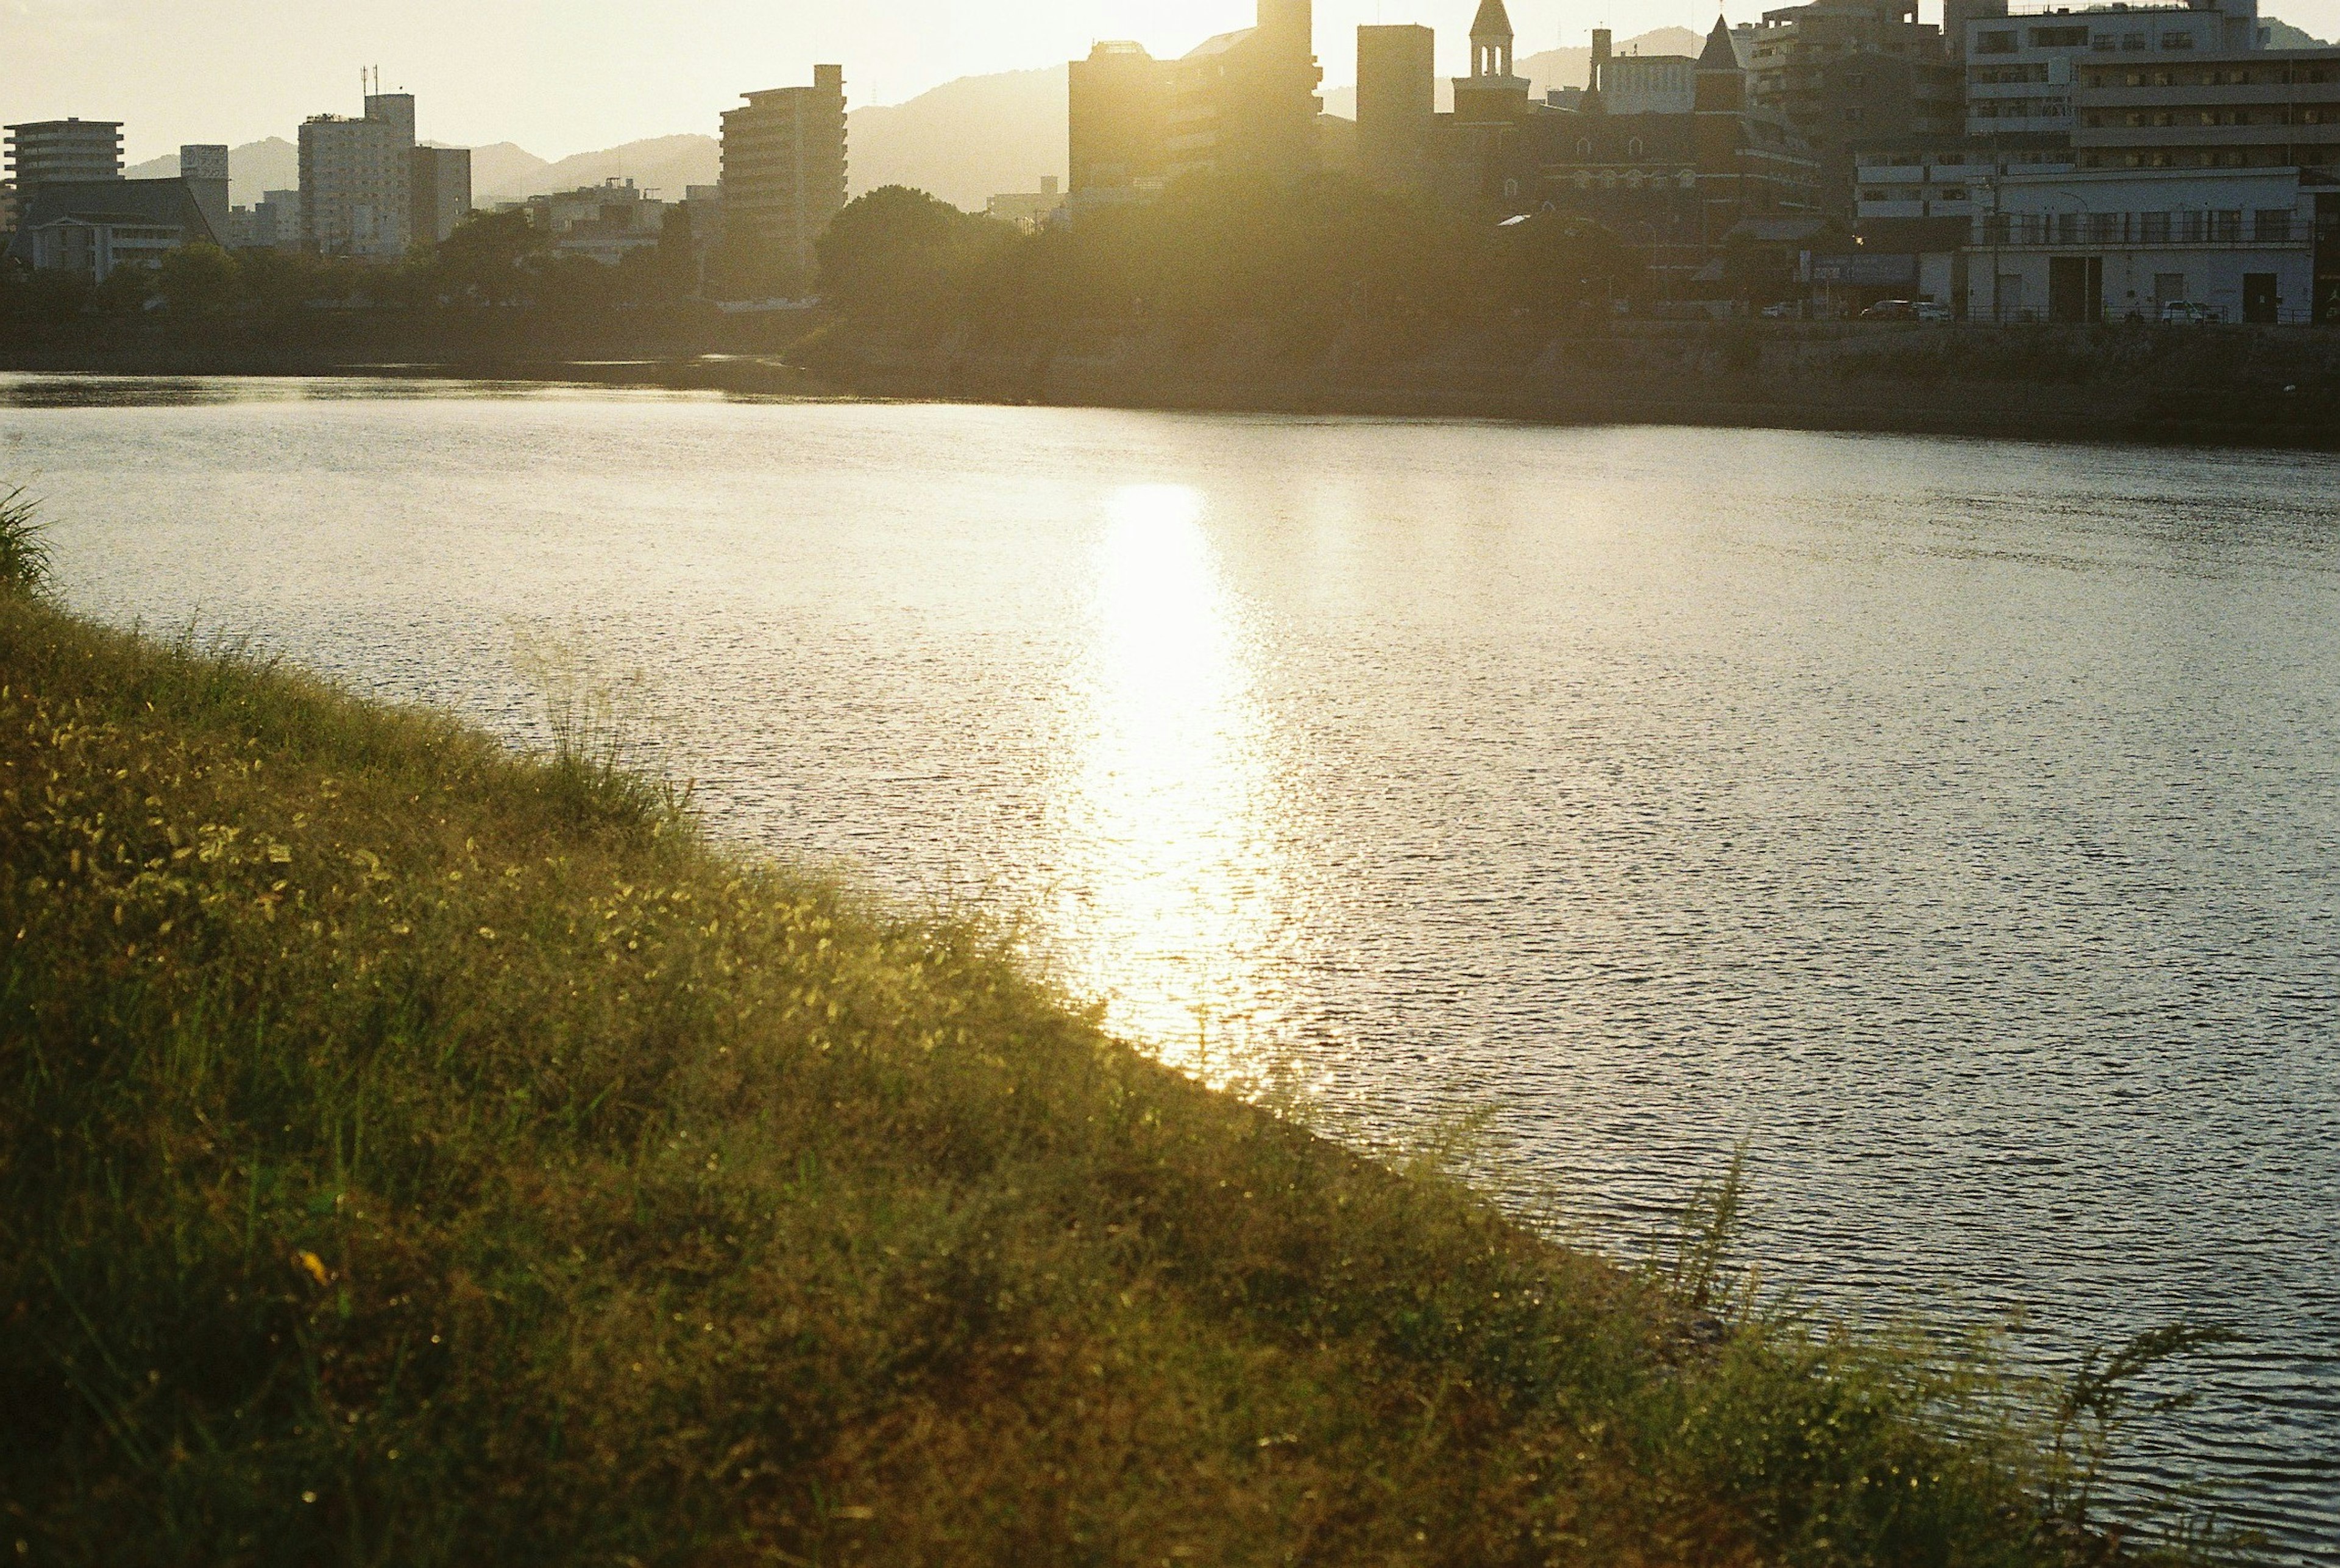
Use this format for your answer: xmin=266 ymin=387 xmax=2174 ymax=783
xmin=0 ymin=181 xmax=17 ymax=242
xmin=1358 ymin=24 xmax=1438 ymax=189
xmin=411 ymin=145 xmax=472 ymax=247
xmin=4 ymin=120 xmax=124 ymax=197
xmin=253 ymin=190 xmax=303 ymax=251
xmin=1961 ymin=0 xmax=2264 ymax=138
xmin=2071 ymin=44 xmax=2340 ymax=169
xmin=180 ymin=144 xmax=231 ymax=241
xmin=720 ymin=66 xmax=849 ymax=275
xmin=301 ymin=92 xmax=418 ymax=258
xmin=986 ymin=176 xmax=1068 ymax=230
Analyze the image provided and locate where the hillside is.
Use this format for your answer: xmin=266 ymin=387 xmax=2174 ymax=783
xmin=474 ymin=134 xmax=719 ymax=206
xmin=849 ymin=65 xmax=1069 ymax=210
xmin=123 ymin=138 xmax=297 ymax=207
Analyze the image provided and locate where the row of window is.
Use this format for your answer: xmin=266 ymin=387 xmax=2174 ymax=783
xmin=1974 ymin=27 xmax=2203 ymax=54
xmin=2079 ymin=66 xmax=2340 ymax=87
xmin=2082 ymin=107 xmax=2331 ymax=127
xmin=1976 ymin=208 xmax=2296 ymax=244
xmin=1973 ymin=98 xmax=2072 ymax=119
xmin=2077 ymin=147 xmax=2288 ymax=168
xmin=1859 ymin=185 xmax=1974 ymax=202
xmin=1970 ymin=64 xmax=2054 ymax=85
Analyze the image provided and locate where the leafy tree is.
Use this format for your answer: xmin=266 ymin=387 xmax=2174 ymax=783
xmin=155 ymin=243 xmax=242 ymax=318
xmin=815 ymin=186 xmax=1015 ymax=317
xmin=428 ymin=209 xmax=551 ymax=307
xmin=89 ymin=261 xmax=157 ymax=316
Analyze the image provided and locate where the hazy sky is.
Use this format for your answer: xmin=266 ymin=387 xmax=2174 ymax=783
xmin=5 ymin=0 xmax=2338 ymax=163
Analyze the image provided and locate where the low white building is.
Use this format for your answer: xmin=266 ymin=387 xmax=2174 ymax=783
xmin=1966 ymin=165 xmax=2319 ymax=321
xmin=521 ymin=179 xmax=667 ymax=266
xmin=1855 ymin=141 xmax=2074 ymax=226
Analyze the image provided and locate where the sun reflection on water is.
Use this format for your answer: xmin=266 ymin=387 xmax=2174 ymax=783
xmin=1048 ymin=484 xmax=1287 ymax=1085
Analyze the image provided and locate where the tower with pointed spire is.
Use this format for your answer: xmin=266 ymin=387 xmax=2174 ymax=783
xmin=1454 ymin=0 xmax=1533 ymax=124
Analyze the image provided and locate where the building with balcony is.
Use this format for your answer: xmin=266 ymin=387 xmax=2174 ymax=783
xmin=1966 ymin=164 xmax=2328 ymax=319
xmin=720 ymin=66 xmax=848 ymax=273
xmin=1743 ymin=0 xmax=1964 ymax=218
xmin=2071 ymin=45 xmax=2340 ymax=169
xmin=1960 ymin=0 xmax=2264 ymax=139
xmin=4 ymin=120 xmax=124 ymax=198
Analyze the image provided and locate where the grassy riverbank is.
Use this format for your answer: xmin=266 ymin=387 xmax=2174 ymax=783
xmin=0 ymin=547 xmax=2206 ymax=1564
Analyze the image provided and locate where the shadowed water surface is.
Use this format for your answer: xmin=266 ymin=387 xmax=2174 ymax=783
xmin=5 ymin=375 xmax=2335 ymax=1559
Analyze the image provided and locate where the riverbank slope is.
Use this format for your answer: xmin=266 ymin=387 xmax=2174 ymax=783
xmin=0 ymin=581 xmax=2144 ymax=1566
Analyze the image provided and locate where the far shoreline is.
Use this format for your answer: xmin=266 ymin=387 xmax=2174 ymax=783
xmin=7 ymin=315 xmax=2340 ymax=451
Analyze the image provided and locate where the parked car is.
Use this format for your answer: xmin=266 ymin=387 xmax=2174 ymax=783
xmin=1760 ymin=300 xmax=1802 ymax=320
xmin=2160 ymin=300 xmax=2221 ymax=325
xmin=1859 ymin=300 xmax=1916 ymax=321
xmin=1912 ymin=300 xmax=1953 ymax=323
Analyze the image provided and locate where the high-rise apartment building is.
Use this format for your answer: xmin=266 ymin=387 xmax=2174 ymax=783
xmin=1743 ymin=0 xmax=1963 ymax=218
xmin=1166 ymin=0 xmax=1323 ymax=183
xmin=1358 ymin=25 xmax=1438 ymax=188
xmin=720 ymin=66 xmax=848 ymax=274
xmin=1960 ymin=0 xmax=2263 ymax=139
xmin=411 ymin=146 xmax=472 ymax=247
xmin=1066 ymin=0 xmax=1323 ymax=205
xmin=180 ymin=144 xmax=231 ymax=242
xmin=300 ymin=91 xmax=416 ymax=258
xmin=1070 ymin=42 xmax=1173 ymax=205
xmin=4 ymin=120 xmax=124 ymax=197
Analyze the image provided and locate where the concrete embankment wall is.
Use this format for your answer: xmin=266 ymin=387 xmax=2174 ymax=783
xmin=801 ymin=318 xmax=2340 ymax=449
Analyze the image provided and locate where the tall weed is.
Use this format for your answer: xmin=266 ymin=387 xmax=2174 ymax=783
xmin=0 ymin=484 xmax=52 ymax=594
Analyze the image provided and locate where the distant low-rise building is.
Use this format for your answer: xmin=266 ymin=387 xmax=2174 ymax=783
xmin=986 ymin=176 xmax=1067 ymax=230
xmin=3 ymin=177 xmax=220 ymax=282
xmin=720 ymin=66 xmax=848 ymax=274
xmin=1968 ymin=163 xmax=2324 ymax=321
xmin=523 ymin=177 xmax=667 ymax=265
xmin=253 ymin=189 xmax=302 ymax=252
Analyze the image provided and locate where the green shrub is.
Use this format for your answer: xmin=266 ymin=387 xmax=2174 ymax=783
xmin=0 ymin=485 xmax=52 ymax=594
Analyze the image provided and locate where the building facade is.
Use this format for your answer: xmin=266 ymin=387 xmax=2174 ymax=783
xmin=720 ymin=66 xmax=849 ymax=275
xmin=1067 ymin=1 xmax=1322 ymax=207
xmin=1166 ymin=0 xmax=1322 ymax=184
xmin=1359 ymin=24 xmax=1438 ymax=189
xmin=986 ymin=176 xmax=1068 ymax=230
xmin=522 ymin=179 xmax=667 ymax=265
xmin=2071 ymin=44 xmax=2340 ymax=169
xmin=4 ymin=120 xmax=124 ymax=198
xmin=1743 ymin=0 xmax=1963 ymax=218
xmin=1968 ymin=164 xmax=2324 ymax=319
xmin=4 ymin=178 xmax=219 ymax=282
xmin=411 ymin=146 xmax=473 ymax=247
xmin=180 ymin=144 xmax=231 ymax=241
xmin=1961 ymin=0 xmax=2263 ymax=138
xmin=253 ymin=190 xmax=302 ymax=252
xmin=300 ymin=93 xmax=417 ymax=258
xmin=1069 ymin=42 xmax=1174 ymax=207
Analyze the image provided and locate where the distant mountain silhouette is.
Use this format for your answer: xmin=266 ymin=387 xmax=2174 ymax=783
xmin=849 ymin=65 xmax=1068 ymax=210
xmin=469 ymin=137 xmax=710 ymax=205
xmin=124 ymin=137 xmax=297 ymax=207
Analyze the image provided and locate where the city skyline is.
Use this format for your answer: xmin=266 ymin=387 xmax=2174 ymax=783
xmin=6 ymin=0 xmax=1865 ymax=163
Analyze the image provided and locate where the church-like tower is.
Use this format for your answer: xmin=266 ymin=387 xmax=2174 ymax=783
xmin=1470 ymin=0 xmax=1517 ymax=81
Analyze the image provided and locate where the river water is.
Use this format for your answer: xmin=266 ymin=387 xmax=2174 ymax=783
xmin=4 ymin=375 xmax=2335 ymax=1559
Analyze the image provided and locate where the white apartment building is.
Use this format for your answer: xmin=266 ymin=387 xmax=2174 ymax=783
xmin=1966 ymin=164 xmax=2317 ymax=319
xmin=1963 ymin=0 xmax=2265 ymax=137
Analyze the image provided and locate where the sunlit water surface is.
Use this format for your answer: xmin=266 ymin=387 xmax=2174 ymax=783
xmin=5 ymin=375 xmax=2335 ymax=1559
